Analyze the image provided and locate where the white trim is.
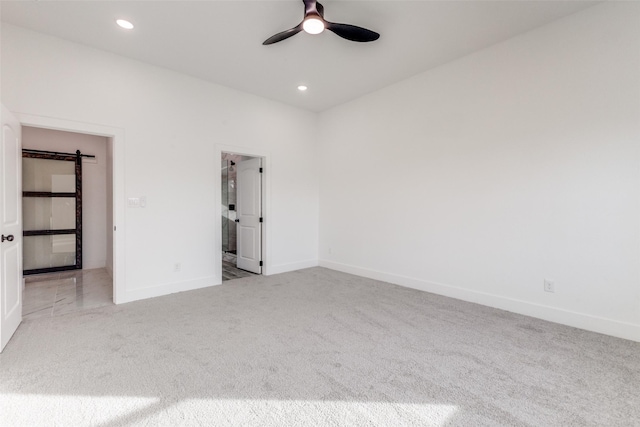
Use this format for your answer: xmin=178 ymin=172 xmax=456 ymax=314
xmin=118 ymin=275 xmax=219 ymax=304
xmin=215 ymin=144 xmax=271 ymax=281
xmin=15 ymin=113 xmax=126 ymax=304
xmin=268 ymin=259 xmax=319 ymax=276
xmin=319 ymin=259 xmax=640 ymax=343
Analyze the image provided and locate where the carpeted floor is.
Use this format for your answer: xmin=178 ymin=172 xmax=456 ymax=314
xmin=1 ymin=267 xmax=638 ymax=426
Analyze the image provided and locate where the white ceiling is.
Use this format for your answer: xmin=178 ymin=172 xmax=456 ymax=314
xmin=1 ymin=0 xmax=598 ymax=112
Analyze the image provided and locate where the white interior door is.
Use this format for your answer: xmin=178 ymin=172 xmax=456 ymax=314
xmin=1 ymin=105 xmax=22 ymax=352
xmin=236 ymin=157 xmax=262 ymax=274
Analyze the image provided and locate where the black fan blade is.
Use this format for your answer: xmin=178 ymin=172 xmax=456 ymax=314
xmin=326 ymin=22 xmax=379 ymax=42
xmin=263 ymin=23 xmax=303 ymax=45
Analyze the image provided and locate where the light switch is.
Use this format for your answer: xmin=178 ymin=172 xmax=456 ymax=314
xmin=127 ymin=197 xmax=140 ymax=208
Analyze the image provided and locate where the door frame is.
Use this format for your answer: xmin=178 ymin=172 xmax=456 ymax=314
xmin=215 ymin=144 xmax=269 ymax=283
xmin=15 ymin=113 xmax=125 ymax=303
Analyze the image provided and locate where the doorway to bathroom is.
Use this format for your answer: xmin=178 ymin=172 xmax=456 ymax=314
xmin=221 ymin=152 xmax=263 ymax=281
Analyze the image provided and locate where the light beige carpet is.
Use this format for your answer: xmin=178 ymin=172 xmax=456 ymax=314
xmin=1 ymin=267 xmax=638 ymax=426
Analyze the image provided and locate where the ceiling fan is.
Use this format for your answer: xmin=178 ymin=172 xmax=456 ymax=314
xmin=263 ymin=0 xmax=380 ymax=45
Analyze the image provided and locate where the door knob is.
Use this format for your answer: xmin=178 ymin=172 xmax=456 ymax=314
xmin=1 ymin=234 xmax=14 ymax=242
xmin=234 ymin=219 xmax=240 ymax=223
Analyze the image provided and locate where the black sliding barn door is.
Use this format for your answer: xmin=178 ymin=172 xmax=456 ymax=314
xmin=22 ymin=149 xmax=82 ymax=275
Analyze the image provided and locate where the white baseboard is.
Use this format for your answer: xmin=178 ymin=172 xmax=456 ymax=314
xmin=266 ymin=259 xmax=318 ymax=276
xmin=319 ymin=259 xmax=640 ymax=343
xmin=82 ymin=261 xmax=107 ymax=270
xmin=117 ymin=275 xmax=220 ymax=304
xmin=115 ymin=258 xmax=320 ymax=304
xmin=83 ymin=259 xmax=107 ymax=270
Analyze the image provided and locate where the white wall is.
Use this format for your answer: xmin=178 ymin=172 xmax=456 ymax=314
xmin=318 ymin=2 xmax=640 ymax=341
xmin=22 ymin=127 xmax=108 ymax=270
xmin=1 ymin=24 xmax=319 ymax=303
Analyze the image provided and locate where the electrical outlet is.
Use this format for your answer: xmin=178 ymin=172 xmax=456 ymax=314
xmin=174 ymin=263 xmax=181 ymax=272
xmin=544 ymin=279 xmax=555 ymax=293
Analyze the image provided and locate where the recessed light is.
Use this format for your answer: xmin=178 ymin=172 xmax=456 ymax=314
xmin=297 ymin=85 xmax=308 ymax=92
xmin=116 ymin=19 xmax=134 ymax=30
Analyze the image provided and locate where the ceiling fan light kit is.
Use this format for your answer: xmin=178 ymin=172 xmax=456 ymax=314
xmin=303 ymin=16 xmax=325 ymax=35
xmin=263 ymin=0 xmax=380 ymax=45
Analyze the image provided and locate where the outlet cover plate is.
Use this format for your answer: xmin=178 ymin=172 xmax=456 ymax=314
xmin=544 ymin=279 xmax=555 ymax=293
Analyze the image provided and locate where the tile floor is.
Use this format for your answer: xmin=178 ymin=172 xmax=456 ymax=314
xmin=23 ymin=261 xmax=253 ymax=320
xmin=23 ymin=268 xmax=113 ymax=320
xmin=222 ymin=252 xmax=256 ymax=281
xmin=222 ymin=260 xmax=256 ymax=281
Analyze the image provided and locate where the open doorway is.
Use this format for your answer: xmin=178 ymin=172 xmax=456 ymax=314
xmin=221 ymin=152 xmax=263 ymax=281
xmin=21 ymin=127 xmax=114 ymax=319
